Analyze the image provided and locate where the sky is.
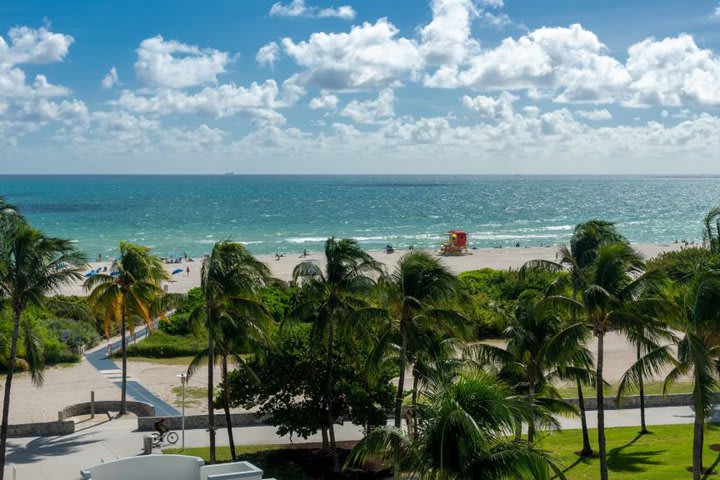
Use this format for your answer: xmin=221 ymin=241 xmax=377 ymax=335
xmin=1 ymin=0 xmax=720 ymax=174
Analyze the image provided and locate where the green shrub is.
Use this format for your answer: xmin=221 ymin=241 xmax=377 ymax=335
xmin=258 ymin=285 xmax=294 ymax=321
xmin=44 ymin=317 xmax=100 ymax=350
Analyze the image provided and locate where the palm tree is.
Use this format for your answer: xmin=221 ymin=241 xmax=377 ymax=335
xmin=521 ymin=219 xmax=625 ymax=457
xmin=186 ymin=308 xmax=272 ymax=461
xmin=292 ymin=237 xmax=381 ymax=471
xmin=616 ymin=299 xmax=675 ymax=434
xmin=371 ymin=251 xmax=467 ymax=430
xmin=703 ymin=207 xmax=720 ymax=254
xmin=189 ymin=241 xmax=271 ymax=464
xmin=0 ymin=222 xmax=85 ymax=479
xmin=85 ymin=241 xmax=168 ymax=415
xmin=347 ymin=370 xmax=564 ymax=479
xmin=470 ymin=291 xmax=591 ymax=443
xmin=619 ymin=276 xmax=720 ymax=480
xmin=557 ymin=242 xmax=662 ymax=480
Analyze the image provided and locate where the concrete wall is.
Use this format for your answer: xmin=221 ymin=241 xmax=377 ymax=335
xmin=81 ymin=454 xmax=204 ymax=480
xmin=61 ymin=400 xmax=155 ymax=420
xmin=7 ymin=420 xmax=75 ymax=438
xmin=138 ymin=413 xmax=265 ymax=431
xmin=565 ymin=392 xmax=720 ymax=410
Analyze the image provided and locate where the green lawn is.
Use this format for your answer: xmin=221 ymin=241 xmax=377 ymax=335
xmin=167 ymin=424 xmax=720 ymax=480
xmin=555 ymin=380 xmax=701 ymax=399
xmin=538 ymin=424 xmax=720 ymax=479
xmin=163 ymin=445 xmax=312 ymax=480
xmin=170 ymin=385 xmax=206 ymax=407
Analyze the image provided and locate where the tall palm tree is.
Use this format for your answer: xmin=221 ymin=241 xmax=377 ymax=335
xmin=0 ymin=222 xmax=85 ymax=479
xmin=616 ymin=299 xmax=675 ymax=434
xmin=470 ymin=291 xmax=590 ymax=443
xmin=370 ymin=251 xmax=467 ymax=430
xmin=292 ymin=237 xmax=381 ymax=471
xmin=189 ymin=241 xmax=271 ymax=464
xmin=347 ymin=370 xmax=564 ymax=480
xmin=85 ymin=241 xmax=168 ymax=415
xmin=521 ymin=219 xmax=625 ymax=457
xmin=557 ymin=242 xmax=662 ymax=480
xmin=619 ymin=276 xmax=720 ymax=480
xmin=186 ymin=308 xmax=272 ymax=461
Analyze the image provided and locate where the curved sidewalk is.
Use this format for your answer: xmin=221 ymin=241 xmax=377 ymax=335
xmin=84 ymin=327 xmax=180 ymax=418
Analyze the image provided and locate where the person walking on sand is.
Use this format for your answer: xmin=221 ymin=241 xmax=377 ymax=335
xmin=186 ymin=266 xmax=190 ymax=276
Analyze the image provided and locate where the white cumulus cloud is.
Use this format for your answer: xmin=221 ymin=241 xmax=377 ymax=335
xmin=281 ymin=19 xmax=423 ymax=90
xmin=462 ymin=91 xmax=517 ymax=119
xmin=134 ymin=35 xmax=231 ymax=89
xmin=270 ymin=0 xmax=356 ymax=20
xmin=341 ymin=89 xmax=395 ymax=123
xmin=257 ymin=42 xmax=281 ymax=68
xmin=308 ymin=91 xmax=339 ymax=110
xmin=101 ymin=67 xmax=119 ymax=89
xmin=575 ymin=109 xmax=612 ymax=120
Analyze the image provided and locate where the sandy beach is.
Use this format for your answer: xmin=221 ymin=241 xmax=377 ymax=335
xmin=59 ymin=243 xmax=682 ymax=297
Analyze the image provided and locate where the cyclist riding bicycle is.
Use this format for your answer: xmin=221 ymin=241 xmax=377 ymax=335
xmin=154 ymin=418 xmax=169 ymax=437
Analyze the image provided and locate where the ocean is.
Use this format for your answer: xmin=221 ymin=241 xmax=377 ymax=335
xmin=0 ymin=175 xmax=717 ymax=258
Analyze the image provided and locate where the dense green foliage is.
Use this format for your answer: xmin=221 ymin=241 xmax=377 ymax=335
xmin=458 ymin=268 xmax=564 ymax=336
xmin=225 ymin=323 xmax=395 ymax=440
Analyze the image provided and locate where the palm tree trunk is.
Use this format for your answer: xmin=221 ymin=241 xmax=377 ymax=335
xmin=222 ymin=355 xmax=236 ymax=461
xmin=321 ymin=427 xmax=328 ymax=449
xmin=326 ymin=318 xmax=339 ymax=472
xmin=394 ymin=324 xmax=408 ymax=429
xmin=410 ymin=372 xmax=419 ymax=437
xmin=597 ymin=331 xmax=608 ymax=480
xmin=208 ymin=334 xmax=216 ymax=464
xmin=693 ymin=405 xmax=703 ymax=480
xmin=637 ymin=343 xmax=648 ymax=434
xmin=577 ymin=380 xmax=594 ymax=457
xmin=0 ymin=309 xmax=23 ymax=480
xmin=120 ymin=297 xmax=128 ymax=415
xmin=572 ymin=285 xmax=593 ymax=457
xmin=527 ymin=385 xmax=535 ymax=444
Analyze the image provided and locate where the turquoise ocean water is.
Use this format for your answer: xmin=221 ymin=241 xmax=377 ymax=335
xmin=0 ymin=175 xmax=718 ymax=258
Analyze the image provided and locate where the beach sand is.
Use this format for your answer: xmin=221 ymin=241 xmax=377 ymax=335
xmin=59 ymin=243 xmax=682 ymax=296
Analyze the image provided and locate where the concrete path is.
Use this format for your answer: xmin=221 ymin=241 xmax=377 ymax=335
xmin=84 ymin=327 xmax=180 ymax=417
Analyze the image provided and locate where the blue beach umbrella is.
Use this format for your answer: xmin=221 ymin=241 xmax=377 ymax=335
xmin=172 ymin=268 xmax=184 ymax=275
xmin=84 ymin=271 xmax=95 ymax=278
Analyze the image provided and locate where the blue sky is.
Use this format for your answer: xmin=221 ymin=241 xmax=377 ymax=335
xmin=1 ymin=0 xmax=720 ymax=174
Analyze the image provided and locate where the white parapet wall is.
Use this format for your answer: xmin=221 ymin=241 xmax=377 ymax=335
xmin=81 ymin=455 xmax=271 ymax=480
xmin=201 ymin=461 xmax=264 ymax=480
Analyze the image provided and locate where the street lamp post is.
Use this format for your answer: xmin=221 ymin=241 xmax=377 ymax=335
xmin=176 ymin=373 xmax=187 ymax=449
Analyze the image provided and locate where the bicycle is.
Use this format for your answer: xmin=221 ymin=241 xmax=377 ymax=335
xmin=151 ymin=430 xmax=179 ymax=447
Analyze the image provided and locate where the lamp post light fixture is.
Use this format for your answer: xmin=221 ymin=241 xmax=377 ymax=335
xmin=176 ymin=373 xmax=187 ymax=449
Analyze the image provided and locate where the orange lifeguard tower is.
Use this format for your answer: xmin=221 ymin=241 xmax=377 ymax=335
xmin=440 ymin=229 xmax=468 ymax=255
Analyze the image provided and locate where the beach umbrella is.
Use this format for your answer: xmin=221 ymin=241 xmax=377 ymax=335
xmin=172 ymin=268 xmax=184 ymax=275
xmin=84 ymin=271 xmax=95 ymax=278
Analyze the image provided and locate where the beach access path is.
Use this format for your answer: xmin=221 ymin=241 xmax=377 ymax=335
xmin=83 ymin=328 xmax=180 ymax=417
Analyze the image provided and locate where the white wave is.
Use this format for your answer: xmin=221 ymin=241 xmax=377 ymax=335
xmin=286 ymin=237 xmax=327 ymax=244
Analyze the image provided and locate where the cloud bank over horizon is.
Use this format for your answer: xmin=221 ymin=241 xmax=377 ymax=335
xmin=1 ymin=0 xmax=720 ymax=174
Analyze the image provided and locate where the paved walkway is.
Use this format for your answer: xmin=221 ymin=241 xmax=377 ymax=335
xmin=4 ymin=404 xmax=714 ymax=480
xmin=84 ymin=327 xmax=180 ymax=417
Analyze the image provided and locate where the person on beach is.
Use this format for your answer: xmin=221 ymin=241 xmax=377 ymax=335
xmin=186 ymin=266 xmax=190 ymax=276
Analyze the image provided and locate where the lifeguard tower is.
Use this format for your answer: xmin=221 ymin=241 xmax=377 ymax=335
xmin=440 ymin=230 xmax=469 ymax=255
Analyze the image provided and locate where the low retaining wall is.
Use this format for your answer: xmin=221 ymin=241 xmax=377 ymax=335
xmin=565 ymin=392 xmax=720 ymax=410
xmin=60 ymin=400 xmax=155 ymax=420
xmin=7 ymin=420 xmax=74 ymax=438
xmin=138 ymin=412 xmax=265 ymax=431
